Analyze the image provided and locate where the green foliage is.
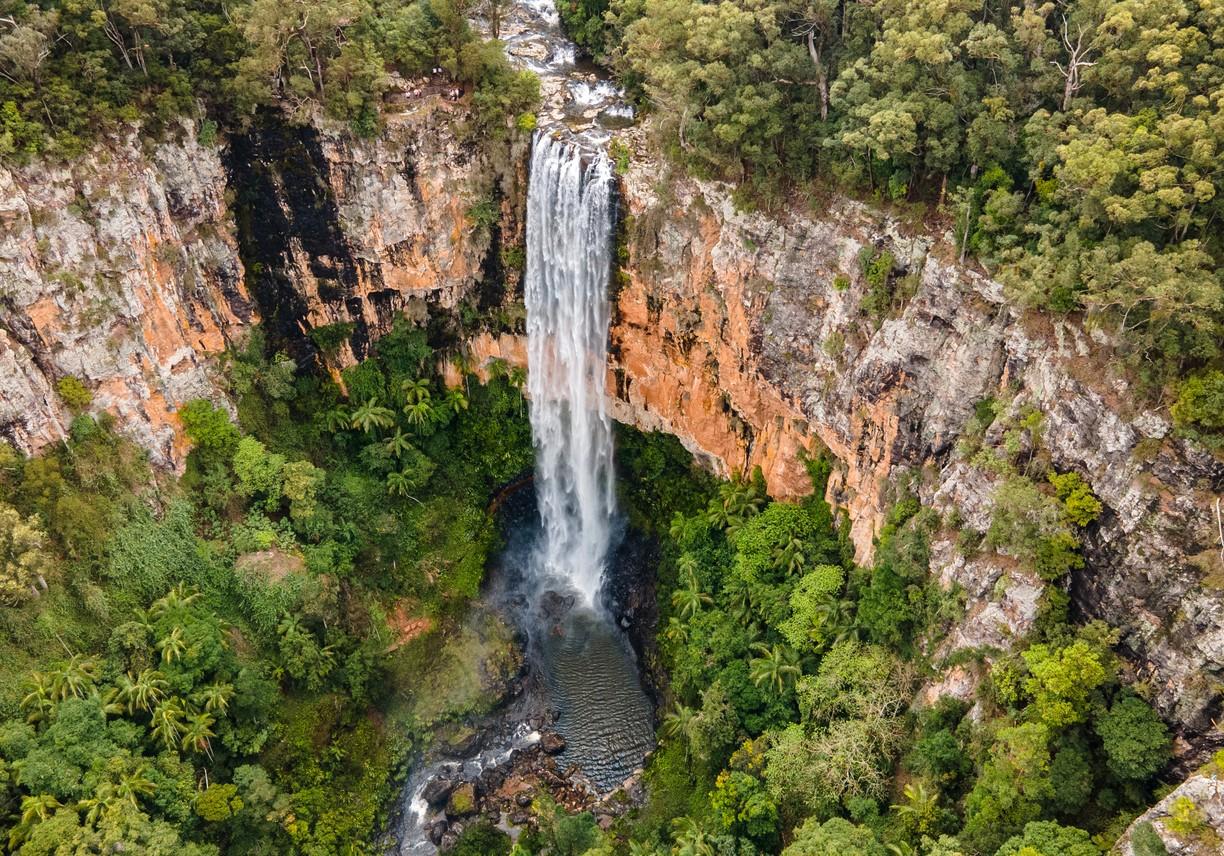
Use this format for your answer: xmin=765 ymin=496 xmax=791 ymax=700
xmin=179 ymin=400 xmax=240 ymax=458
xmin=1021 ymin=639 xmax=1109 ymax=728
xmin=1094 ymin=693 xmax=1171 ymax=782
xmin=781 ymin=816 xmax=886 ymax=855
xmin=986 ymin=476 xmax=1083 ymax=581
xmin=1047 ymin=472 xmax=1103 ymax=527
xmin=995 ymin=821 xmax=1101 ymax=856
xmin=307 ymin=322 xmax=356 ymax=357
xmin=1164 ymin=796 xmax=1209 ymax=839
xmin=1171 ymin=370 xmax=1224 ymax=431
xmin=450 ymin=821 xmax=512 ymax=855
xmin=0 ymin=503 xmax=52 ymax=607
xmin=1130 ymin=821 xmax=1170 ymax=856
xmin=54 ymin=377 xmax=92 ymax=412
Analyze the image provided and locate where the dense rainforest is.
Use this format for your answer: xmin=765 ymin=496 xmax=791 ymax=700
xmin=1 ymin=334 xmax=1195 ymax=855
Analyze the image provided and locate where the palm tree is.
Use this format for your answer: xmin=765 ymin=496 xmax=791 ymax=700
xmin=628 ymin=841 xmax=661 ymax=856
xmin=663 ymin=616 xmax=689 ymax=645
xmin=442 ymin=387 xmax=469 ymax=417
xmin=350 ymin=399 xmax=395 ymax=434
xmin=181 ymin=711 xmax=216 ymax=758
xmin=323 ymin=405 xmax=351 ymax=433
xmin=507 ymin=365 xmax=527 ymax=390
xmin=149 ymin=584 xmax=200 ymax=619
xmin=668 ymin=513 xmax=688 ymax=542
xmin=384 ymin=428 xmax=415 ymax=459
xmin=79 ymin=788 xmax=123 ymax=826
xmin=48 ymin=654 xmax=98 ymax=701
xmin=670 ymin=570 xmax=712 ymax=620
xmin=814 ymin=596 xmax=859 ymax=645
xmin=675 ymin=553 xmax=700 ymax=578
xmin=748 ymin=643 xmax=801 ymax=694
xmin=892 ymin=781 xmax=939 ymax=836
xmin=150 ymin=699 xmax=186 ymax=751
xmin=194 ymin=682 xmax=233 ymax=715
xmin=113 ymin=668 xmax=169 ymax=715
xmin=9 ymin=794 xmax=63 ymax=848
xmin=20 ymin=673 xmax=54 ymax=723
xmin=115 ymin=763 xmax=154 ymax=806
xmin=661 ymin=703 xmax=697 ymax=742
xmin=727 ymin=584 xmax=755 ymax=622
xmin=402 ymin=399 xmax=434 ymax=428
xmin=401 ymin=377 xmax=432 ymax=405
xmin=157 ymin=626 xmax=188 ymax=664
xmin=772 ymin=535 xmax=807 ymax=576
xmin=386 ymin=469 xmax=419 ymax=498
xmin=670 ymin=817 xmax=715 ymax=856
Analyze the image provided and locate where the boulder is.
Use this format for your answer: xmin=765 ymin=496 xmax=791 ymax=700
xmin=539 ymin=731 xmax=567 ymax=754
xmin=421 ymin=776 xmax=455 ymax=808
xmin=445 ymin=782 xmax=478 ymax=819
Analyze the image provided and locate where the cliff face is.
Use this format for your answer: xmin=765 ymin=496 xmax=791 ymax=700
xmin=0 ymin=121 xmax=250 ymax=463
xmin=0 ymin=105 xmax=522 ymax=464
xmin=225 ymin=107 xmax=526 ymax=366
xmin=609 ymin=149 xmax=1224 ymax=739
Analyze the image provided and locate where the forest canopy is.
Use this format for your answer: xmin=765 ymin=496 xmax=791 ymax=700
xmin=559 ymin=0 xmax=1224 ymax=387
xmin=0 ymin=0 xmax=537 ymax=155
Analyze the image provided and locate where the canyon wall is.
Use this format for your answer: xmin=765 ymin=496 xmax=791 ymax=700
xmin=0 ymin=103 xmax=523 ymax=465
xmin=1 ymin=112 xmax=1222 ymax=741
xmin=608 ymin=139 xmax=1224 ymax=740
xmin=0 ymin=121 xmax=249 ymax=462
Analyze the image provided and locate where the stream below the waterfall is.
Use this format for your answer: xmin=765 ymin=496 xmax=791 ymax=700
xmin=390 ymin=488 xmax=656 ymax=854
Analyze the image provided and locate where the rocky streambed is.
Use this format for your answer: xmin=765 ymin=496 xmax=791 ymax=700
xmin=388 ymin=487 xmax=658 ymax=853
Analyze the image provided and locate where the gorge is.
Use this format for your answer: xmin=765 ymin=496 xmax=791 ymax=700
xmin=0 ymin=0 xmax=1222 ymax=852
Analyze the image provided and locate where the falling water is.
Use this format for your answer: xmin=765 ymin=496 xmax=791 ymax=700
xmin=524 ymin=133 xmax=618 ymax=607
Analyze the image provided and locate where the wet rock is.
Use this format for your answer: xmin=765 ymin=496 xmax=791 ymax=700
xmin=445 ymin=782 xmax=478 ymax=818
xmin=540 ymin=590 xmax=576 ymax=620
xmin=478 ymin=766 xmax=507 ymax=793
xmin=516 ymin=790 xmax=534 ymax=807
xmin=540 ymin=731 xmax=567 ymax=754
xmin=427 ymin=820 xmax=448 ymax=846
xmin=424 ymin=776 xmax=456 ymax=807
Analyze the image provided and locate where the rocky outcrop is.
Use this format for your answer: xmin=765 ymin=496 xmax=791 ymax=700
xmin=606 ymin=138 xmax=1224 ymax=739
xmin=1116 ymin=768 xmax=1224 ymax=855
xmin=225 ymin=106 xmax=527 ymax=366
xmin=0 ymin=120 xmax=249 ymax=463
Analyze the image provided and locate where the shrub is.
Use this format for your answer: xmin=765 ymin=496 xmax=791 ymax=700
xmin=55 ymin=376 xmax=92 ymax=411
xmin=1171 ymin=370 xmax=1224 ymax=430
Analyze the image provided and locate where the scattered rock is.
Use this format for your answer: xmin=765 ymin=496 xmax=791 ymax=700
xmin=427 ymin=820 xmax=448 ymax=846
xmin=440 ymin=725 xmax=484 ymax=757
xmin=516 ymin=790 xmax=534 ymax=807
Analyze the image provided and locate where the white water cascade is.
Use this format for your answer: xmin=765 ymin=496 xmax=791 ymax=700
xmin=524 ymin=133 xmax=618 ymax=607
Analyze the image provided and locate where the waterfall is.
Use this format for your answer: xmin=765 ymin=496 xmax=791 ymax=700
xmin=524 ymin=133 xmax=618 ymax=608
